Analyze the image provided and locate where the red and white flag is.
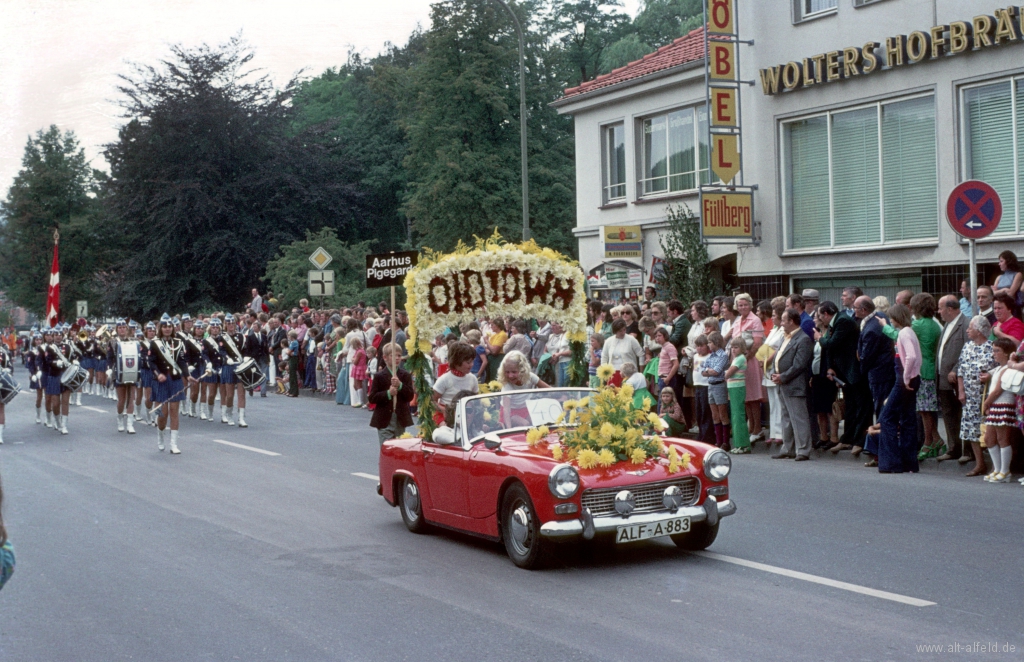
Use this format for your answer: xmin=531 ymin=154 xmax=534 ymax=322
xmin=45 ymin=231 xmax=60 ymax=326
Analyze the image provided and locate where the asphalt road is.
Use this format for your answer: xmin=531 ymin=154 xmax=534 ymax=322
xmin=0 ymin=365 xmax=1021 ymax=661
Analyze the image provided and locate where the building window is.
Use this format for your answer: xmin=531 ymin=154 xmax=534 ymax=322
xmin=796 ymin=0 xmax=837 ymax=21
xmin=782 ymin=95 xmax=937 ymax=251
xmin=639 ymin=106 xmax=711 ymax=196
xmin=602 ymin=123 xmax=626 ymax=203
xmin=962 ymin=78 xmax=1024 ymax=235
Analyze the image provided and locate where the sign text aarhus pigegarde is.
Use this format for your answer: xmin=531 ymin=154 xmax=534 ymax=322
xmin=366 ymin=251 xmax=419 ymax=288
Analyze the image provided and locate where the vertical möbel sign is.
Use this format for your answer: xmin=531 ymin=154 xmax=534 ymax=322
xmin=701 ymin=0 xmax=756 ymax=242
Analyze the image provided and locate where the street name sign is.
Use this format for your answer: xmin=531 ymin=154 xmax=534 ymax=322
xmin=365 ymin=251 xmax=418 ymax=288
xmin=308 ymin=270 xmax=335 ymax=297
xmin=946 ymin=180 xmax=1001 ymax=239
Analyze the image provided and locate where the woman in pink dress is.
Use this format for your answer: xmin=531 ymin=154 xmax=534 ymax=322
xmin=727 ymin=293 xmax=765 ymax=443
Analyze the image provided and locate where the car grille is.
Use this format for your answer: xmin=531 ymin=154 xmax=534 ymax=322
xmin=581 ymin=477 xmax=699 ymax=518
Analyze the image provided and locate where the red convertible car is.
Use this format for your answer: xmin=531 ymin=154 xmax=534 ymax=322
xmin=378 ymin=389 xmax=736 ymax=568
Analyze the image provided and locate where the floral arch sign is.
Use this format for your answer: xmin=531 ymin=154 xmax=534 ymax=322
xmin=402 ymin=232 xmax=590 ymax=437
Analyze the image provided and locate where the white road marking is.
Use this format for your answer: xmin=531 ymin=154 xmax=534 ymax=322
xmin=352 ymin=472 xmax=379 ymax=481
xmin=211 ymin=439 xmax=281 ymax=456
xmin=81 ymin=406 xmax=108 ymax=413
xmin=695 ymin=551 xmax=936 ymax=607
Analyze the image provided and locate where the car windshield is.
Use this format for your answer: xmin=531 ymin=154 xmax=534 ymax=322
xmin=463 ymin=388 xmax=594 ymax=442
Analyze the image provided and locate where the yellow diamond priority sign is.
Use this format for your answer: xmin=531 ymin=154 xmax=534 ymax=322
xmin=309 ymin=247 xmax=332 ymax=270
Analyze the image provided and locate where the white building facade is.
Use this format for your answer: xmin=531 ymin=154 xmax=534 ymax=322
xmin=557 ymin=1 xmax=1024 ymax=304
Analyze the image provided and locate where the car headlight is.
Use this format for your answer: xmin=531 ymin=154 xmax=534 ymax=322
xmin=548 ymin=463 xmax=580 ymax=499
xmin=703 ymin=449 xmax=732 ymax=482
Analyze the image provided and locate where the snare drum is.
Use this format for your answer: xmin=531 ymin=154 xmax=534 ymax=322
xmin=234 ymin=357 xmax=266 ymax=390
xmin=60 ymin=363 xmax=88 ymax=392
xmin=0 ymin=371 xmax=20 ymax=404
xmin=114 ymin=342 xmax=140 ymax=385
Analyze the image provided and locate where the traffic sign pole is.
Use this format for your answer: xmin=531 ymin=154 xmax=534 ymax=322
xmin=969 ymin=239 xmax=978 ymax=317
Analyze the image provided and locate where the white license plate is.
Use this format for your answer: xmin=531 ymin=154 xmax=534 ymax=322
xmin=616 ymin=517 xmax=690 ymax=543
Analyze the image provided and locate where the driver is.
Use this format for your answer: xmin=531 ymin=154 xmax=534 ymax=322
xmin=497 ymin=350 xmax=550 ymax=428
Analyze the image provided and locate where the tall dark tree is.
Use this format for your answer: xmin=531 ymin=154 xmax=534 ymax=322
xmin=544 ymin=0 xmax=631 ymax=86
xmin=0 ymin=126 xmax=113 ymax=317
xmin=600 ymin=0 xmax=703 ymax=73
xmin=103 ymin=37 xmax=368 ymax=317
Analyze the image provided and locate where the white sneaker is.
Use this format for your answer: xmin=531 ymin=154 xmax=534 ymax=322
xmin=169 ymin=430 xmax=180 ymax=455
xmin=157 ymin=429 xmax=165 ymax=451
xmin=117 ymin=414 xmax=125 ymax=432
xmin=237 ymin=409 xmax=247 ymax=428
xmin=126 ymin=416 xmax=135 ymax=434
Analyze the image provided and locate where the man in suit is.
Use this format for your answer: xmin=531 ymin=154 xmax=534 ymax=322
xmin=855 ymin=296 xmax=894 ymax=463
xmin=935 ymin=294 xmax=969 ymax=462
xmin=368 ymin=343 xmax=415 ymax=445
xmin=816 ymin=301 xmax=869 ymax=450
xmin=771 ymin=309 xmax=814 ymax=461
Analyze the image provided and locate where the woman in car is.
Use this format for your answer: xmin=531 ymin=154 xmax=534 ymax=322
xmin=497 ymin=350 xmax=550 ymax=428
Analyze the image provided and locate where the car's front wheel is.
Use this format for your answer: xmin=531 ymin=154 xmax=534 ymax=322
xmin=671 ymin=521 xmax=719 ymax=550
xmin=398 ymin=476 xmax=429 ymax=534
xmin=501 ymin=483 xmax=550 ymax=569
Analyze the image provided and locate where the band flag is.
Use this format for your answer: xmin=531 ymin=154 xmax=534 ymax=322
xmin=45 ymin=230 xmax=60 ymax=326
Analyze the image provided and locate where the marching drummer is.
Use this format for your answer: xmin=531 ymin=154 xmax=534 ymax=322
xmin=108 ymin=319 xmax=139 ymax=434
xmin=150 ymin=314 xmax=197 ymax=455
xmin=217 ymin=314 xmax=248 ymax=428
xmin=44 ymin=325 xmax=75 ymax=435
xmin=26 ymin=331 xmax=44 ymax=424
xmin=179 ymin=315 xmax=205 ymax=419
xmin=138 ymin=322 xmax=158 ymax=425
xmin=200 ymin=318 xmax=224 ymax=422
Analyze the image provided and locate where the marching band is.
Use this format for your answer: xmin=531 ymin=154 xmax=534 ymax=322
xmin=4 ymin=313 xmax=269 ymax=453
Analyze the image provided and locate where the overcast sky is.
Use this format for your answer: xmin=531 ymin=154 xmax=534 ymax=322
xmin=0 ymin=0 xmax=640 ymax=196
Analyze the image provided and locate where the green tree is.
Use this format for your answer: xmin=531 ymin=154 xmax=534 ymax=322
xmin=400 ymin=0 xmax=576 ymax=255
xmin=102 ymin=38 xmax=368 ymax=318
xmin=658 ymin=204 xmax=715 ymax=304
xmin=544 ymin=0 xmax=631 ymax=86
xmin=262 ymin=228 xmax=393 ymax=310
xmin=599 ymin=0 xmax=703 ymax=74
xmin=0 ymin=126 xmax=114 ymax=317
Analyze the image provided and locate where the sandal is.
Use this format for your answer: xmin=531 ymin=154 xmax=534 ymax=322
xmin=863 ymin=458 xmax=878 ymax=467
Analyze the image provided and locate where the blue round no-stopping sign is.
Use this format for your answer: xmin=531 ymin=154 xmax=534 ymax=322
xmin=946 ymin=180 xmax=1002 ymax=240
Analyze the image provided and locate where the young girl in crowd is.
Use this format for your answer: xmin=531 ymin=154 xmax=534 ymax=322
xmin=658 ymin=386 xmax=687 ymax=438
xmin=621 ymin=362 xmax=652 ymax=410
xmin=588 ymin=333 xmax=604 ymax=388
xmin=276 ymin=337 xmax=291 ymax=395
xmin=982 ymin=337 xmax=1017 ymax=483
xmin=349 ymin=338 xmax=367 ymax=408
xmin=654 ymin=327 xmax=677 ymax=393
xmin=725 ymin=337 xmax=750 ymax=453
xmin=702 ymin=332 xmax=730 ymax=450
xmin=691 ymin=335 xmax=714 ymax=445
xmin=287 ymin=331 xmax=300 ymax=397
xmin=466 ymin=330 xmax=488 ymax=382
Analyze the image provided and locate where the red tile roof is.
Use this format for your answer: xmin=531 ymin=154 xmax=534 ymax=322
xmin=562 ymin=27 xmax=708 ymax=99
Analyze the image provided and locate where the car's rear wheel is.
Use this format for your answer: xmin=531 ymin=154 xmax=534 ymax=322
xmin=501 ymin=483 xmax=549 ymax=569
xmin=398 ymin=476 xmax=429 ymax=534
xmin=671 ymin=521 xmax=719 ymax=550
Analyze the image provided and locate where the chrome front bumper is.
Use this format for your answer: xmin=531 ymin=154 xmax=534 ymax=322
xmin=539 ymin=497 xmax=737 ymax=540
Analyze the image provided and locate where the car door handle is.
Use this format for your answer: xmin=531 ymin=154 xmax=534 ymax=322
xmin=423 ymin=448 xmax=435 ymax=456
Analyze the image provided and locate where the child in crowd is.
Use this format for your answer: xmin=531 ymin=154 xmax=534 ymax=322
xmin=981 ymin=337 xmax=1017 ymax=483
xmin=654 ymin=327 xmax=678 ymax=393
xmin=588 ymin=333 xmax=604 ymax=388
xmin=643 ymin=343 xmax=660 ymax=395
xmin=690 ymin=335 xmax=714 ymax=445
xmin=365 ymin=346 xmax=378 ymax=411
xmin=349 ymin=338 xmax=367 ymax=408
xmin=466 ymin=330 xmax=488 ymax=382
xmin=658 ymin=386 xmax=687 ymax=437
xmin=432 ymin=342 xmax=480 ymax=426
xmin=701 ymin=332 xmax=730 ymax=451
xmin=725 ymin=337 xmax=749 ymax=454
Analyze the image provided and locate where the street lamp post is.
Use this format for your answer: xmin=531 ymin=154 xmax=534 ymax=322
xmin=490 ymin=0 xmax=530 ymax=241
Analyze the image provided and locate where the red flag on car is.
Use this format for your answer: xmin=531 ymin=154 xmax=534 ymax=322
xmin=45 ymin=230 xmax=60 ymax=326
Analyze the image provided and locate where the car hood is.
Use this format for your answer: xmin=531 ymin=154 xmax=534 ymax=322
xmin=497 ymin=431 xmax=712 ymax=488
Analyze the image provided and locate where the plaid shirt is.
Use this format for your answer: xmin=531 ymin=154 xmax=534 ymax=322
xmin=702 ymin=348 xmax=729 ymax=384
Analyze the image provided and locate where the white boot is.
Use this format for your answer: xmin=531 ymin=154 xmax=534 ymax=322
xmin=205 ymin=404 xmax=214 ymax=422
xmin=46 ymin=411 xmax=54 ymax=428
xmin=134 ymin=407 xmax=144 ymax=422
xmin=0 ymin=423 xmax=4 ymax=444
xmin=149 ymin=407 xmax=157 ymax=426
xmin=117 ymin=414 xmax=125 ymax=432
xmin=221 ymin=405 xmax=229 ymax=424
xmin=110 ymin=387 xmax=116 ymax=401
xmin=237 ymin=408 xmax=247 ymax=428
xmin=199 ymin=402 xmax=207 ymax=420
xmin=157 ymin=428 xmax=165 ymax=451
xmin=226 ymin=406 xmax=235 ymax=426
xmin=169 ymin=430 xmax=180 ymax=455
xmin=59 ymin=414 xmax=68 ymax=435
xmin=189 ymin=400 xmax=197 ymax=418
xmin=126 ymin=415 xmax=135 ymax=434
xmin=35 ymin=407 xmax=41 ymax=424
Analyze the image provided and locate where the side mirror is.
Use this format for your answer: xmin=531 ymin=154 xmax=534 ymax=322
xmin=483 ymin=433 xmax=502 ymax=451
xmin=432 ymin=427 xmax=456 ymax=446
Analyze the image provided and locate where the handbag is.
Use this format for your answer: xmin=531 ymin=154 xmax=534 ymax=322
xmin=999 ymin=367 xmax=1024 ymax=395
